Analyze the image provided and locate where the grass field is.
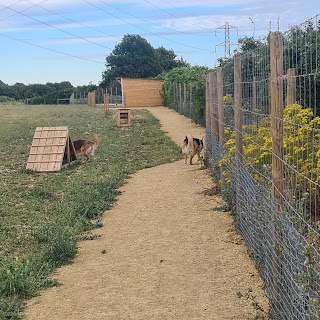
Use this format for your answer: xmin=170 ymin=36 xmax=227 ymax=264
xmin=0 ymin=103 xmax=181 ymax=319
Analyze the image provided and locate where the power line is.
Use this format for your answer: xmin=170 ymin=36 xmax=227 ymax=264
xmin=0 ymin=0 xmax=48 ymax=22
xmin=98 ymin=0 xmax=207 ymax=37
xmin=23 ymin=0 xmax=121 ymax=41
xmin=0 ymin=1 xmax=216 ymax=69
xmin=0 ymin=0 xmax=24 ymax=13
xmin=0 ymin=31 xmax=104 ymax=64
xmin=143 ymin=0 xmax=216 ymax=33
xmin=82 ymin=0 xmax=211 ymax=52
xmin=1 ymin=3 xmax=115 ymax=50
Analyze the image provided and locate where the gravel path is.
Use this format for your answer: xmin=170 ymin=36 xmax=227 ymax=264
xmin=24 ymin=107 xmax=268 ymax=320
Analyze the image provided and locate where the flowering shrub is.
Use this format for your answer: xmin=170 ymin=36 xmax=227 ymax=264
xmin=218 ymin=104 xmax=320 ymax=211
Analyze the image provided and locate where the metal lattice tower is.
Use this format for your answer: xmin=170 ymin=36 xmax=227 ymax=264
xmin=216 ymin=22 xmax=238 ymax=58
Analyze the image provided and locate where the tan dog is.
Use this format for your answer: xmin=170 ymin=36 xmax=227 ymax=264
xmin=181 ymin=134 xmax=204 ymax=164
xmin=73 ymin=133 xmax=99 ymax=161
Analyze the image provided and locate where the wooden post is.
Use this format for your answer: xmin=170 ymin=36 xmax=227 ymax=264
xmin=270 ymin=30 xmax=284 ymax=313
xmin=183 ymin=82 xmax=187 ymax=113
xmin=234 ymin=53 xmax=243 ymax=161
xmin=179 ymin=83 xmax=182 ymax=111
xmin=252 ymin=76 xmax=257 ymax=113
xmin=88 ymin=91 xmax=96 ymax=107
xmin=93 ymin=90 xmax=96 ymax=107
xmin=212 ymin=71 xmax=220 ymax=140
xmin=205 ymin=74 xmax=210 ymax=130
xmin=104 ymin=93 xmax=109 ymax=115
xmin=120 ymin=79 xmax=125 ymax=108
xmin=217 ymin=67 xmax=224 ymax=143
xmin=176 ymin=82 xmax=179 ymax=107
xmin=286 ymin=68 xmax=296 ymax=105
xmin=270 ymin=31 xmax=284 ymax=210
xmin=189 ymin=83 xmax=193 ymax=118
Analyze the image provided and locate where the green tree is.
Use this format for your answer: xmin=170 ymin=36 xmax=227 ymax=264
xmin=100 ymin=34 xmax=189 ymax=88
xmin=101 ymin=34 xmax=156 ymax=86
xmin=154 ymin=46 xmax=189 ymax=75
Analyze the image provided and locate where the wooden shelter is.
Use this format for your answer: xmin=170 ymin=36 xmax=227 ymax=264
xmin=119 ymin=78 xmax=164 ymax=108
xmin=26 ymin=127 xmax=77 ymax=172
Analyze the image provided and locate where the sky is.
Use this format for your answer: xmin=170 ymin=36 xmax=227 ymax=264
xmin=0 ymin=0 xmax=317 ymax=87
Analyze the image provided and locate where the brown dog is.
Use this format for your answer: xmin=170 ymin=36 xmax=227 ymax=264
xmin=181 ymin=134 xmax=204 ymax=164
xmin=73 ymin=133 xmax=99 ymax=161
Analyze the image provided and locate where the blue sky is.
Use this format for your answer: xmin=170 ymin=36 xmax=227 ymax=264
xmin=0 ymin=0 xmax=317 ymax=87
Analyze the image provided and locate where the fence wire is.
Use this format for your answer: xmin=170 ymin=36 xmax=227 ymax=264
xmin=169 ymin=14 xmax=320 ymax=320
xmin=212 ymin=16 xmax=319 ymax=320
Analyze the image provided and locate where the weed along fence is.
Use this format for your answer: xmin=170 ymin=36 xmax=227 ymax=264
xmin=167 ymin=16 xmax=320 ymax=320
xmin=206 ymin=28 xmax=320 ymax=319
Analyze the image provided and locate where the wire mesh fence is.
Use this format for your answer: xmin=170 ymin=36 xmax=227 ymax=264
xmin=208 ymin=17 xmax=320 ymax=320
xmin=165 ymin=82 xmax=206 ymax=127
xmin=167 ymin=15 xmax=320 ymax=320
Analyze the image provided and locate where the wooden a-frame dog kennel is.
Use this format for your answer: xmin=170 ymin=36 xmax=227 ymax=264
xmin=26 ymin=126 xmax=77 ymax=172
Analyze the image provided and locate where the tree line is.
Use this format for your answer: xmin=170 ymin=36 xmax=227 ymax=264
xmin=0 ymin=81 xmax=92 ymax=104
xmin=0 ymin=34 xmax=189 ymax=105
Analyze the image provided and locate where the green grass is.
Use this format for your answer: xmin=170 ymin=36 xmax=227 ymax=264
xmin=0 ymin=103 xmax=181 ymax=319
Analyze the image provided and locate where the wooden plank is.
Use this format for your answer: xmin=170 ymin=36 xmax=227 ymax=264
xmin=32 ymin=136 xmax=68 ymax=139
xmin=29 ymin=152 xmax=66 ymax=155
xmin=31 ymin=143 xmax=65 ymax=147
xmin=27 ymin=160 xmax=62 ymax=163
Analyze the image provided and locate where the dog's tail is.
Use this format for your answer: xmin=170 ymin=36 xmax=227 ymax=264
xmin=187 ymin=134 xmax=195 ymax=155
xmin=93 ymin=133 xmax=99 ymax=149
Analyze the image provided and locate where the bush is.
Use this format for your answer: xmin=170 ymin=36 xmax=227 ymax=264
xmin=162 ymin=66 xmax=209 ymax=123
xmin=0 ymin=96 xmax=15 ymax=103
xmin=219 ymin=104 xmax=320 ymax=224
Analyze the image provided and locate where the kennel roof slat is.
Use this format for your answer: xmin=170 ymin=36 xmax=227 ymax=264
xmin=30 ymin=143 xmax=66 ymax=147
xmin=26 ymin=126 xmax=77 ymax=172
xmin=28 ymin=152 xmax=65 ymax=155
xmin=27 ymin=159 xmax=63 ymax=163
xmin=32 ymin=137 xmax=68 ymax=140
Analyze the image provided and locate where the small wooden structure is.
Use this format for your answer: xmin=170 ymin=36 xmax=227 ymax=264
xmin=87 ymin=91 xmax=96 ymax=107
xmin=119 ymin=78 xmax=164 ymax=108
xmin=26 ymin=127 xmax=77 ymax=172
xmin=117 ymin=108 xmax=131 ymax=127
xmin=104 ymin=93 xmax=109 ymax=115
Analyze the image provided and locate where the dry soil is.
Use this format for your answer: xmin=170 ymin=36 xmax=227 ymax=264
xmin=24 ymin=107 xmax=268 ymax=320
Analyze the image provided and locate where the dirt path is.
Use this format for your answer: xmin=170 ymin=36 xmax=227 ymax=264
xmin=24 ymin=107 xmax=268 ymax=320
